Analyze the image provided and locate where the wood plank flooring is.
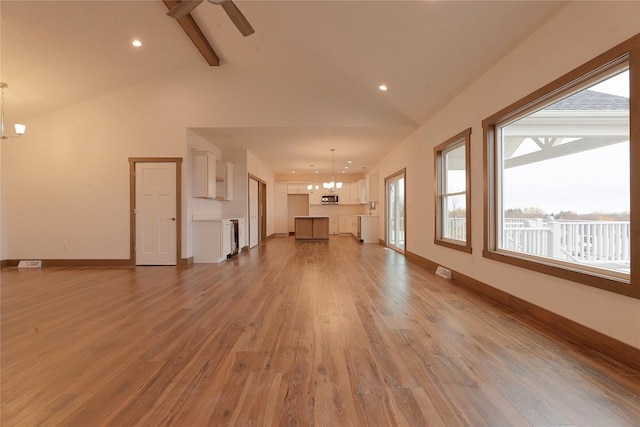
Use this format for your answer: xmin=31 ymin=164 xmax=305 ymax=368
xmin=2 ymin=236 xmax=639 ymax=426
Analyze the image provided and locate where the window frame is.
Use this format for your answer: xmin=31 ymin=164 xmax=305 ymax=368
xmin=482 ymin=34 xmax=640 ymax=299
xmin=434 ymin=128 xmax=472 ymax=253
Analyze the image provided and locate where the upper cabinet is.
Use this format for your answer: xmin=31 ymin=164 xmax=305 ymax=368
xmin=339 ymin=182 xmax=355 ymax=205
xmin=192 ymin=151 xmax=234 ymax=201
xmin=287 ymin=183 xmax=308 ymax=194
xmin=192 ymin=151 xmax=218 ymax=199
xmin=217 ymin=161 xmax=234 ymax=201
xmin=309 ymin=190 xmax=322 ymax=205
xmin=356 ymin=179 xmax=367 ymax=204
xmin=276 ymin=178 xmax=376 ymax=206
xmin=367 ymin=173 xmax=379 ymax=202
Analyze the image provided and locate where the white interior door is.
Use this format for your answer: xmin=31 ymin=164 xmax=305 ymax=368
xmin=249 ymin=177 xmax=259 ymax=248
xmin=135 ymin=162 xmax=177 ymax=265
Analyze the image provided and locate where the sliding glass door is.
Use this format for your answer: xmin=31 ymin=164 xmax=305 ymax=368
xmin=386 ymin=169 xmax=406 ymax=252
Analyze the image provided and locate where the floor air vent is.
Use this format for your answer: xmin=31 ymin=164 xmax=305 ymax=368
xmin=435 ymin=266 xmax=452 ymax=279
xmin=18 ymin=260 xmax=42 ymax=268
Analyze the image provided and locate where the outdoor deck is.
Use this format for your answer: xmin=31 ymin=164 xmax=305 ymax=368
xmin=447 ymin=218 xmax=631 ymax=273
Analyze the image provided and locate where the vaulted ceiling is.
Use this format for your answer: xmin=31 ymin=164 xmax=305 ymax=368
xmin=1 ymin=0 xmax=567 ymax=175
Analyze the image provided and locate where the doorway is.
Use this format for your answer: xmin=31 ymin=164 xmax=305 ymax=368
xmin=385 ymin=169 xmax=406 ymax=252
xmin=248 ymin=175 xmax=267 ymax=248
xmin=287 ymin=194 xmax=309 ymax=233
xmin=129 ymin=158 xmax=182 ymax=265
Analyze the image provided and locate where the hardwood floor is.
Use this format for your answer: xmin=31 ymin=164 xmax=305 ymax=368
xmin=2 ymin=236 xmax=639 ymax=426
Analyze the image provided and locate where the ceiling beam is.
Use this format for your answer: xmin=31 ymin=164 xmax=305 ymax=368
xmin=163 ymin=0 xmax=220 ymax=66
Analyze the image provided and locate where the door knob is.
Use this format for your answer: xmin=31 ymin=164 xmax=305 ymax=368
xmin=168 ymin=217 xmax=176 ymax=221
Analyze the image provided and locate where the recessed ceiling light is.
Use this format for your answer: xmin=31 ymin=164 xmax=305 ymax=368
xmin=378 ymin=84 xmax=388 ymax=91
xmin=132 ymin=39 xmax=142 ymax=47
xmin=344 ymin=166 xmax=349 ymax=169
xmin=347 ymin=160 xmax=353 ymax=164
xmin=314 ymin=170 xmax=319 ymax=174
xmin=291 ymin=170 xmax=296 ymax=173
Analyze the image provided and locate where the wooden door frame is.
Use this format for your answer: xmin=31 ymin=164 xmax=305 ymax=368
xmin=384 ymin=168 xmax=406 ymax=254
xmin=260 ymin=181 xmax=267 ymax=242
xmin=129 ymin=157 xmax=183 ymax=266
xmin=248 ymin=174 xmax=267 ymax=245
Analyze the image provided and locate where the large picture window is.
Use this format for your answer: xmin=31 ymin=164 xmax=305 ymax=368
xmin=483 ymin=34 xmax=639 ymax=298
xmin=434 ymin=128 xmax=471 ymax=253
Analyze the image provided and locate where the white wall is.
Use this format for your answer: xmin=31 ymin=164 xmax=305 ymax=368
xmin=0 ymin=145 xmax=3 ymax=261
xmin=1 ymin=48 xmax=394 ymax=260
xmin=378 ymin=1 xmax=640 ymax=348
xmin=1 ymin=87 xmax=190 ymax=260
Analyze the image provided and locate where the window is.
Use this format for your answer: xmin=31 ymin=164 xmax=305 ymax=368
xmin=483 ymin=34 xmax=639 ymax=298
xmin=434 ymin=128 xmax=471 ymax=253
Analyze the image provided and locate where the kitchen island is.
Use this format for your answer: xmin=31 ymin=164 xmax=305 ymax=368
xmin=294 ymin=216 xmax=330 ymax=240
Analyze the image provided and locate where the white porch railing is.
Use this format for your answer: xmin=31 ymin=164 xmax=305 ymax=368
xmin=444 ymin=218 xmax=466 ymax=241
xmin=501 ymin=219 xmax=631 ymax=270
xmin=445 ymin=217 xmax=631 ymax=271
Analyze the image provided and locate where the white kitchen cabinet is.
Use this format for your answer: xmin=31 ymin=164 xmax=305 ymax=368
xmin=338 ymin=215 xmax=351 ymax=234
xmin=354 ymin=215 xmax=379 ymax=243
xmin=238 ymin=218 xmax=246 ymax=249
xmin=192 ymin=218 xmax=245 ymax=262
xmin=287 ymin=183 xmax=308 ymax=194
xmin=221 ymin=220 xmax=232 ymax=257
xmin=192 ymin=151 xmax=218 ymax=199
xmin=216 ymin=161 xmax=234 ymax=201
xmin=309 ymin=189 xmax=322 ymax=205
xmin=339 ymin=182 xmax=358 ymax=205
xmin=338 ymin=184 xmax=350 ymax=205
xmin=357 ymin=179 xmax=367 ymax=204
xmin=367 ymin=173 xmax=379 ymax=202
xmin=193 ymin=219 xmax=228 ymax=263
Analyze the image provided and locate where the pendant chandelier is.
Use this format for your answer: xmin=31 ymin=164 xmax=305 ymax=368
xmin=323 ymin=148 xmax=343 ymax=193
xmin=0 ymin=82 xmax=26 ymax=140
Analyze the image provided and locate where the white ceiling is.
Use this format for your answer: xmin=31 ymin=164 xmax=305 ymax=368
xmin=1 ymin=0 xmax=567 ymax=175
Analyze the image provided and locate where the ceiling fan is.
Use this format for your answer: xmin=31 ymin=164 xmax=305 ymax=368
xmin=167 ymin=0 xmax=255 ymax=37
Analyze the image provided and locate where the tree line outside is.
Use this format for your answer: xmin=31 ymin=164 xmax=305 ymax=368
xmin=447 ymin=206 xmax=630 ymax=221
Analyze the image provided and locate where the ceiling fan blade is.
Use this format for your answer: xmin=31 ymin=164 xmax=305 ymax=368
xmin=167 ymin=0 xmax=205 ymax=19
xmin=220 ymin=1 xmax=255 ymax=36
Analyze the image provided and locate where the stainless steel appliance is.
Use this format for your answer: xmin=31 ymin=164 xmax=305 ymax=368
xmin=228 ymin=219 xmax=239 ymax=258
xmin=321 ymin=194 xmax=339 ymax=205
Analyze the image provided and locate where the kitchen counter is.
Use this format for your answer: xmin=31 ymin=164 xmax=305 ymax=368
xmin=294 ymin=216 xmax=330 ymax=240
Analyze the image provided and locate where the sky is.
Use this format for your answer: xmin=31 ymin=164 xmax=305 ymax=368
xmin=503 ymin=142 xmax=629 ymax=214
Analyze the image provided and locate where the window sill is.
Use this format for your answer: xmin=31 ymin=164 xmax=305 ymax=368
xmin=482 ymin=249 xmax=638 ymax=299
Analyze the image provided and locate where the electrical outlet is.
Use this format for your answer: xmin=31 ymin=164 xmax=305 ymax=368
xmin=435 ymin=266 xmax=452 ymax=279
